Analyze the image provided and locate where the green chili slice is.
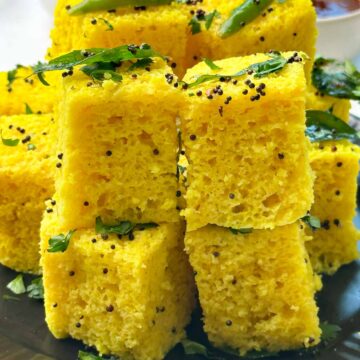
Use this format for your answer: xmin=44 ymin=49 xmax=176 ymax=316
xmin=218 ymin=0 xmax=274 ymax=38
xmin=68 ymin=0 xmax=172 ymax=15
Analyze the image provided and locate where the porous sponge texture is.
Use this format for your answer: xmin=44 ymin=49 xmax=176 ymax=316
xmin=49 ymin=0 xmax=189 ymax=76
xmin=306 ymin=85 xmax=351 ymax=122
xmin=0 ymin=114 xmax=57 ymax=273
xmin=56 ymin=60 xmax=182 ymax=230
xmin=306 ymin=141 xmax=360 ymax=274
xmin=0 ymin=67 xmax=59 ymax=115
xmin=185 ymin=223 xmax=321 ymax=355
xmin=40 ymin=212 xmax=195 ymax=360
xmin=180 ymin=54 xmax=314 ymax=231
xmin=186 ymin=0 xmax=317 ymax=77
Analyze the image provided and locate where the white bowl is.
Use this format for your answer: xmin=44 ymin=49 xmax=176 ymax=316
xmin=316 ymin=9 xmax=360 ymax=60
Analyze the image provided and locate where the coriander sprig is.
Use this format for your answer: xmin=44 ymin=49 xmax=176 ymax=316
xmin=95 ymin=216 xmax=158 ymax=237
xmin=30 ymin=44 xmax=164 ymax=85
xmin=183 ymin=54 xmax=289 ymax=88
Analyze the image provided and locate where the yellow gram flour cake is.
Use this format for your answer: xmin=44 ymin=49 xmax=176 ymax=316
xmin=0 ymin=114 xmax=56 ymax=273
xmin=180 ymin=53 xmax=313 ymax=231
xmin=55 ymin=58 xmax=182 ymax=230
xmin=49 ymin=0 xmax=190 ymax=75
xmin=186 ymin=0 xmax=317 ymax=76
xmin=0 ymin=66 xmax=59 ymax=115
xmin=306 ymin=141 xmax=360 ymax=274
xmin=306 ymin=85 xmax=351 ymax=122
xmin=40 ymin=211 xmax=195 ymax=360
xmin=185 ymin=223 xmax=321 ymax=355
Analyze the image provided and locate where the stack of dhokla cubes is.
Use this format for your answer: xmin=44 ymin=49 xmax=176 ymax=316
xmin=180 ymin=53 xmax=322 ymax=354
xmin=38 ymin=59 xmax=196 ymax=359
xmin=0 ymin=0 xmax=359 ymax=359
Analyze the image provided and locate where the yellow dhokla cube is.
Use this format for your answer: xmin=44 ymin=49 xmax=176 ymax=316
xmin=185 ymin=223 xmax=321 ymax=355
xmin=56 ymin=59 xmax=182 ymax=230
xmin=306 ymin=141 xmax=360 ymax=274
xmin=180 ymin=54 xmax=313 ymax=231
xmin=0 ymin=66 xmax=59 ymax=115
xmin=306 ymin=85 xmax=351 ymax=122
xmin=0 ymin=114 xmax=56 ymax=273
xmin=49 ymin=0 xmax=189 ymax=75
xmin=40 ymin=212 xmax=195 ymax=360
xmin=186 ymin=0 xmax=317 ymax=76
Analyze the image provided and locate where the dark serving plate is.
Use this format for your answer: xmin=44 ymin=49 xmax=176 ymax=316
xmin=1 ymin=219 xmax=360 ymax=360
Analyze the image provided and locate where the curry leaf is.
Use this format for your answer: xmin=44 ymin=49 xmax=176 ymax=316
xmin=305 ymin=110 xmax=359 ymax=142
xmin=312 ymin=57 xmax=360 ymax=100
xmin=30 ymin=45 xmax=163 ymax=84
xmin=128 ymin=58 xmax=153 ymax=71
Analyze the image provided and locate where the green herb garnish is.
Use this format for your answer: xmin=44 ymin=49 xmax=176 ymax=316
xmin=25 ymin=103 xmax=33 ymax=114
xmin=128 ymin=58 xmax=153 ymax=71
xmin=27 ymin=144 xmax=36 ymax=151
xmin=7 ymin=64 xmax=23 ymax=89
xmin=2 ymin=294 xmax=20 ymax=301
xmin=305 ymin=110 xmax=360 ymax=142
xmin=181 ymin=339 xmax=210 ymax=357
xmin=205 ymin=9 xmax=220 ymax=30
xmin=301 ymin=214 xmax=321 ymax=230
xmin=37 ymin=71 xmax=50 ymax=86
xmin=312 ymin=57 xmax=360 ymax=100
xmin=68 ymin=0 xmax=172 ymax=15
xmin=229 ymin=227 xmax=253 ymax=235
xmin=218 ymin=0 xmax=274 ymax=38
xmin=48 ymin=230 xmax=76 ymax=253
xmin=181 ymin=339 xmax=277 ymax=359
xmin=81 ymin=62 xmax=123 ymax=82
xmin=204 ymin=58 xmax=222 ymax=71
xmin=31 ymin=44 xmax=163 ymax=85
xmin=99 ymin=17 xmax=114 ymax=31
xmin=320 ymin=321 xmax=341 ymax=342
xmin=27 ymin=277 xmax=44 ymax=299
xmin=189 ymin=17 xmax=202 ymax=35
xmin=6 ymin=274 xmax=26 ymax=295
xmin=177 ymin=164 xmax=186 ymax=175
xmin=95 ymin=217 xmax=158 ymax=236
xmin=189 ymin=9 xmax=220 ymax=34
xmin=1 ymin=130 xmax=19 ymax=147
xmin=78 ymin=351 xmax=103 ymax=360
xmin=184 ymin=54 xmax=288 ymax=88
